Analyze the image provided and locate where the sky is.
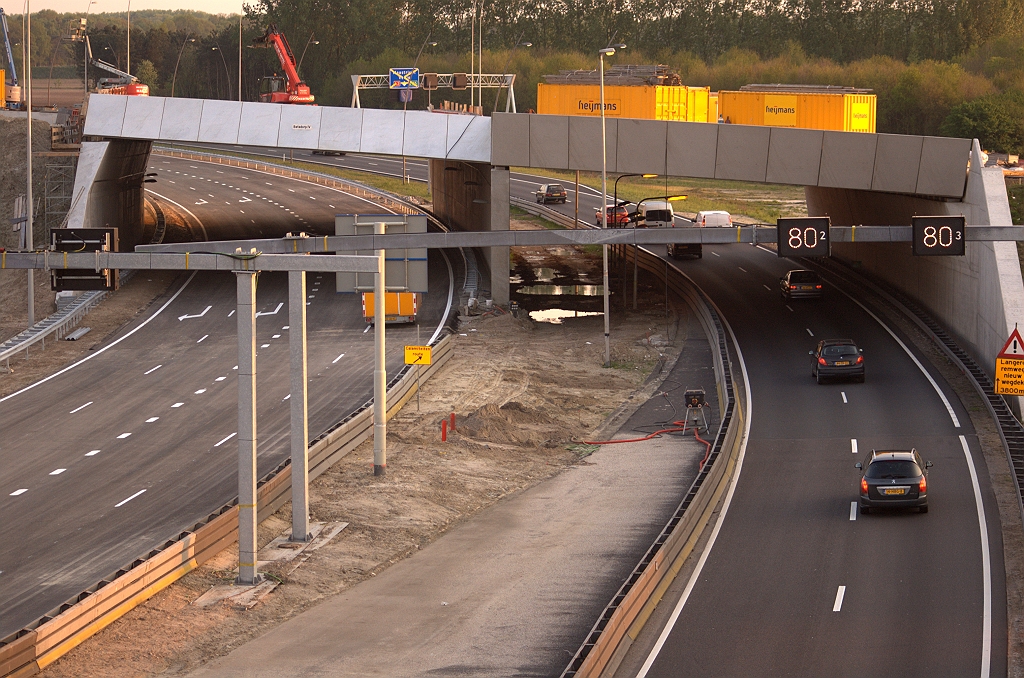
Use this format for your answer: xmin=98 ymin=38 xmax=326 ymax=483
xmin=0 ymin=0 xmax=241 ymax=17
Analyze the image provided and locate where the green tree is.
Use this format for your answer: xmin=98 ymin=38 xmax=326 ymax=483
xmin=134 ymin=59 xmax=159 ymax=90
xmin=940 ymin=95 xmax=1024 ymax=151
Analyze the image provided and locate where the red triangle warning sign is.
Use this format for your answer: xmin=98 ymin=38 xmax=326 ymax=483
xmin=998 ymin=328 xmax=1024 ymax=358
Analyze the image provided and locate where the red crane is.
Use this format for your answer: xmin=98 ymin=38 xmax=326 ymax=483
xmin=252 ymin=24 xmax=314 ymax=104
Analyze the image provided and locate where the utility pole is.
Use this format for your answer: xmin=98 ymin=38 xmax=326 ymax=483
xmin=25 ymin=0 xmax=34 ymax=327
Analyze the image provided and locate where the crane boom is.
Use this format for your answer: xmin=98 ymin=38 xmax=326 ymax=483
xmin=251 ymin=24 xmax=314 ymax=104
xmin=1 ymin=8 xmax=18 ymax=86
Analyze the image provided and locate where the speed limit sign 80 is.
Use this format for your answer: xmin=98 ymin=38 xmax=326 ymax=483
xmin=777 ymin=217 xmax=831 ymax=258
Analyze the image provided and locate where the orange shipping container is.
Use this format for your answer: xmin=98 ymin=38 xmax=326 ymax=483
xmin=537 ymin=83 xmax=710 ymax=121
xmin=362 ymin=292 xmax=418 ymax=324
xmin=719 ymin=90 xmax=876 ymax=133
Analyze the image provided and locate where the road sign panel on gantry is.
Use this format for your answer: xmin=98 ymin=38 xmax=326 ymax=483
xmin=335 ymin=214 xmax=429 ymax=293
xmin=777 ymin=217 xmax=830 ymax=258
xmin=389 ymin=68 xmax=420 ymax=90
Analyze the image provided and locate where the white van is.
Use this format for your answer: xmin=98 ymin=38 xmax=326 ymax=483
xmin=694 ymin=210 xmax=732 ymax=228
xmin=639 ymin=200 xmax=674 ymax=228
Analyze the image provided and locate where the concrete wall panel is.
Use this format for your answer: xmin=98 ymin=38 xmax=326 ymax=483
xmin=871 ymin=134 xmax=923 ymax=194
xmin=917 ymin=136 xmax=971 ymax=197
xmin=569 ymin=116 xmax=616 ymax=172
xmin=529 ymin=115 xmax=569 ymax=169
xmin=666 ymin=122 xmax=718 ymax=179
xmin=82 ymin=94 xmax=127 ymax=136
xmin=617 ymin=119 xmax=667 ymax=175
xmin=197 ymin=100 xmax=242 ymax=144
xmin=403 ymin=110 xmax=447 ymax=158
xmin=159 ymin=97 xmax=204 ymax=141
xmin=819 ymin=131 xmax=876 ymax=190
xmin=446 ymin=116 xmax=491 ymax=162
xmin=278 ymin=105 xmax=322 ymax=149
xmin=490 ymin=113 xmax=530 ymax=167
xmin=121 ymin=96 xmax=164 ymax=140
xmin=766 ymin=128 xmax=822 ymax=185
xmin=319 ymin=107 xmax=362 ymax=152
xmin=237 ymin=102 xmax=282 ymax=147
xmin=715 ymin=125 xmax=769 ymax=182
xmin=360 ymin=109 xmax=406 ymax=155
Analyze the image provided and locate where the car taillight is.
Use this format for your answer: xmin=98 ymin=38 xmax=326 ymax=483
xmin=919 ymin=476 xmax=927 ymax=493
xmin=861 ymin=478 xmax=869 ymax=494
xmin=818 ymin=357 xmax=827 ymax=365
xmin=815 ymin=284 xmax=822 ymax=289
xmin=856 ymin=356 xmax=864 ymax=364
xmin=790 ymin=285 xmax=798 ymax=290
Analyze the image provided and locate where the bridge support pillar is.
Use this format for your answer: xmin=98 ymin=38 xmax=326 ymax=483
xmin=289 ymin=269 xmax=311 ymax=541
xmin=490 ymin=166 xmax=510 ymax=305
xmin=235 ymin=270 xmax=262 ymax=585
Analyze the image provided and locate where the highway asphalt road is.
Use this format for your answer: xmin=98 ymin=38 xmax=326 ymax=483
xmin=0 ymin=160 xmax=454 ymax=638
xmin=617 ymin=244 xmax=1005 ymax=677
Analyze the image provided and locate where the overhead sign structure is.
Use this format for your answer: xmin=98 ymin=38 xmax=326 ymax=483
xmin=777 ymin=217 xmax=830 ymax=258
xmin=404 ymin=345 xmax=432 ymax=365
xmin=912 ymin=215 xmax=966 ymax=256
xmin=50 ymin=227 xmax=118 ymax=291
xmin=389 ymin=67 xmax=420 ymax=90
xmin=995 ymin=328 xmax=1024 ymax=395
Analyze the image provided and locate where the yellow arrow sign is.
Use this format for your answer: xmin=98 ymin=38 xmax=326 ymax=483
xmin=405 ymin=345 xmax=432 ymax=365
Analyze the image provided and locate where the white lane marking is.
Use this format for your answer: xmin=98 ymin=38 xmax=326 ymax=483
xmin=115 ymin=489 xmax=146 ymax=507
xmin=711 ymin=251 xmax=720 ymax=257
xmin=272 ymin=334 xmax=281 ymax=339
xmin=842 ymin=391 xmax=848 ymax=403
xmin=363 ymin=326 xmax=370 ymax=334
xmin=197 ymin=335 xmax=209 ymax=344
xmin=260 ymin=343 xmax=270 ymax=348
xmin=86 ymin=450 xmax=100 ymax=456
xmin=833 ymin=586 xmax=846 ymax=611
xmin=144 ymin=365 xmax=162 ymax=375
xmin=835 ymin=288 xmax=960 ymax=427
xmin=329 ymin=205 xmax=335 ymax=209
xmin=256 ymin=302 xmax=284 ymax=318
xmin=282 ymin=326 xmax=289 ymax=330
xmin=332 ymin=353 xmax=345 ymax=364
xmin=10 ymin=489 xmax=27 ymax=496
xmin=233 ymin=365 xmax=238 ymax=370
xmin=215 ymin=376 xmax=226 ymax=382
xmin=762 ymin=284 xmax=771 ymax=291
xmin=308 ymin=295 xmax=315 ymax=299
xmin=195 ymin=389 xmax=207 ymax=394
xmin=178 ymin=306 xmax=212 ymax=322
xmin=117 ymin=432 xmax=132 ymax=439
xmin=283 ymin=394 xmax=291 ymax=401
xmin=738 ymin=266 xmax=748 ymax=273
xmin=785 ymin=305 xmax=794 ymax=312
xmin=214 ymin=432 xmax=237 ymax=447
xmin=806 ymin=328 xmax=814 ymax=336
xmin=145 ymin=417 xmax=159 ymax=423
xmin=851 ymin=439 xmax=858 ymax=454
xmin=69 ymin=401 xmax=93 ymax=414
xmin=228 ymin=310 xmax=235 ymax=317
xmin=171 ymin=402 xmax=184 ymax=408
xmin=850 ymin=502 xmax=857 ymax=521
xmin=49 ymin=468 xmax=66 ymax=475
xmin=637 ymin=316 xmax=753 ymax=678
xmin=961 ymin=435 xmax=992 ymax=677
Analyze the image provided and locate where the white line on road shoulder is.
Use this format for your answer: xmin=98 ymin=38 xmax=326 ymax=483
xmin=850 ymin=502 xmax=857 ymax=521
xmin=115 ymin=489 xmax=146 ymax=507
xmin=842 ymin=392 xmax=848 ymax=403
xmin=10 ymin=489 xmax=27 ymax=496
xmin=851 ymin=439 xmax=858 ymax=454
xmin=214 ymin=432 xmax=237 ymax=447
xmin=69 ymin=401 xmax=93 ymax=414
xmin=833 ymin=586 xmax=846 ymax=611
xmin=333 ymin=353 xmax=345 ymax=364
xmin=961 ymin=434 xmax=992 ymax=677
xmin=144 ymin=365 xmax=162 ymax=375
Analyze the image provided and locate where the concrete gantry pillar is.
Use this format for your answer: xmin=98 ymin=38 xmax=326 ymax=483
xmin=489 ymin=165 xmax=511 ymax=305
xmin=235 ymin=270 xmax=261 ymax=585
xmin=288 ymin=269 xmax=311 ymax=541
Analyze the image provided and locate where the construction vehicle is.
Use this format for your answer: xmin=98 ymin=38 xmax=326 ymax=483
xmin=89 ymin=51 xmax=149 ymax=96
xmin=361 ymin=292 xmax=418 ymax=324
xmin=1 ymin=8 xmax=21 ymax=109
xmin=251 ymin=24 xmax=314 ymax=104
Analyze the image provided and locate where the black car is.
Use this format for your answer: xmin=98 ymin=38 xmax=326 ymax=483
xmin=856 ymin=449 xmax=932 ymax=513
xmin=810 ymin=339 xmax=864 ymax=383
xmin=780 ymin=269 xmax=823 ymax=301
xmin=535 ymin=184 xmax=568 ymax=204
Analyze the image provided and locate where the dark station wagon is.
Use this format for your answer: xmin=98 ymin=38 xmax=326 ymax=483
xmin=856 ymin=449 xmax=932 ymax=514
xmin=780 ymin=269 xmax=823 ymax=301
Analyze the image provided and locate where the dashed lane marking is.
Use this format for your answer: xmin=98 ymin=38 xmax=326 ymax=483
xmin=49 ymin=469 xmax=66 ymax=475
xmin=146 ymin=417 xmax=159 ymax=423
xmin=850 ymin=502 xmax=857 ymax=520
xmin=806 ymin=328 xmax=814 ymax=336
xmin=144 ymin=365 xmax=162 ymax=375
xmin=86 ymin=450 xmax=100 ymax=456
xmin=69 ymin=401 xmax=93 ymax=414
xmin=10 ymin=489 xmax=27 ymax=496
xmin=117 ymin=432 xmax=132 ymax=439
xmin=195 ymin=389 xmax=207 ymax=394
xmin=851 ymin=439 xmax=858 ymax=454
xmin=842 ymin=392 xmax=848 ymax=403
xmin=115 ymin=489 xmax=146 ymax=507
xmin=216 ymin=376 xmax=226 ymax=382
xmin=172 ymin=402 xmax=184 ymax=408
xmin=197 ymin=335 xmax=209 ymax=343
xmin=333 ymin=353 xmax=345 ymax=364
xmin=833 ymin=586 xmax=846 ymax=611
xmin=214 ymin=432 xmax=237 ymax=447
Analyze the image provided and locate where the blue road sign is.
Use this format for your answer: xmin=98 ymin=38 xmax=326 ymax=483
xmin=389 ymin=67 xmax=420 ymax=90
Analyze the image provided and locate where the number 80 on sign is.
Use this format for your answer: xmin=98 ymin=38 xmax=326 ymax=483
xmin=777 ymin=217 xmax=831 ymax=258
xmin=912 ymin=215 xmax=965 ymax=256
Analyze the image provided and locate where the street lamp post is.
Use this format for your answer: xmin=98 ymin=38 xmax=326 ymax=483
xmin=599 ymin=43 xmax=625 ymax=367
xmin=297 ymin=32 xmax=318 ymax=73
xmin=126 ymin=0 xmax=131 ymax=75
xmin=25 ymin=0 xmax=33 ymax=327
xmin=171 ymin=36 xmax=195 ymax=97
xmin=632 ymin=194 xmax=687 ymax=308
xmin=493 ymin=34 xmax=530 ymax=113
xmin=212 ymin=45 xmax=232 ymax=99
xmin=614 ymin=173 xmax=657 ymax=303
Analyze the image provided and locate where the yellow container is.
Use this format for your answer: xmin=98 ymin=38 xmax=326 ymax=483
xmin=1 ymin=70 xmax=5 ymax=109
xmin=708 ymin=92 xmax=719 ymax=122
xmin=362 ymin=292 xmax=418 ymax=324
xmin=537 ymin=83 xmax=711 ymax=121
xmin=719 ymin=90 xmax=876 ymax=133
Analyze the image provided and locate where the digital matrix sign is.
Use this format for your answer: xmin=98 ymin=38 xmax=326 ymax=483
xmin=777 ymin=217 xmax=831 ymax=258
xmin=912 ymin=216 xmax=966 ymax=256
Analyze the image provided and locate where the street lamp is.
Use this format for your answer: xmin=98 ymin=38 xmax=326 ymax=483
xmin=493 ymin=34 xmax=530 ymax=113
xmin=126 ymin=0 xmax=131 ymax=75
xmin=171 ymin=36 xmax=195 ymax=97
xmin=613 ymin=173 xmax=657 ymax=223
xmin=297 ymin=32 xmax=318 ymax=73
xmin=212 ymin=45 xmax=232 ymax=99
xmin=631 ymin=194 xmax=687 ymax=308
xmin=599 ymin=42 xmax=625 ymax=367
